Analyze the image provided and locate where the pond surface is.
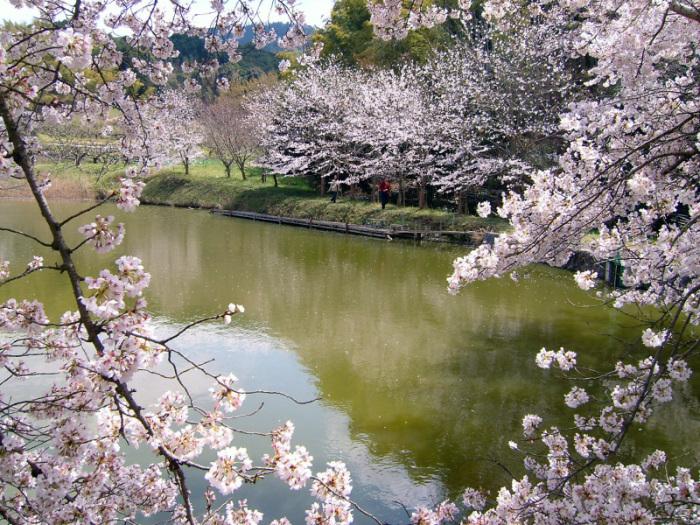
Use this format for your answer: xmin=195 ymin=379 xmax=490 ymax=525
xmin=1 ymin=200 xmax=699 ymax=523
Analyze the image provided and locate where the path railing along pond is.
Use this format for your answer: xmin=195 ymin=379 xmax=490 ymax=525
xmin=211 ymin=208 xmax=498 ymax=245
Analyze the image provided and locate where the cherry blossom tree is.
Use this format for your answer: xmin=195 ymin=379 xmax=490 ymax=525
xmin=346 ymin=66 xmax=438 ymax=207
xmin=252 ymin=63 xmax=367 ymax=195
xmin=0 ymin=2 xmax=365 ymax=524
xmin=201 ymin=97 xmax=258 ymax=180
xmin=439 ymin=0 xmax=700 ymax=522
xmin=144 ymin=89 xmax=204 ymax=175
xmin=417 ymin=13 xmax=579 ymax=207
xmin=255 ymin=9 xmax=578 ymax=211
xmin=254 ymin=62 xmax=467 ymax=207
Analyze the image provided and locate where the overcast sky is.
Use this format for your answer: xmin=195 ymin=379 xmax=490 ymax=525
xmin=295 ymin=0 xmax=335 ymax=26
xmin=0 ymin=0 xmax=334 ymax=27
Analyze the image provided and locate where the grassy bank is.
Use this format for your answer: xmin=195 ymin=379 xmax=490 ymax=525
xmin=17 ymin=159 xmax=508 ymax=233
xmin=1 ymin=161 xmax=109 ymax=200
xmin=141 ymin=160 xmax=508 ymax=232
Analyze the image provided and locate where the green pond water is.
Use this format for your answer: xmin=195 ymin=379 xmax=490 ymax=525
xmin=1 ymin=200 xmax=699 ymax=523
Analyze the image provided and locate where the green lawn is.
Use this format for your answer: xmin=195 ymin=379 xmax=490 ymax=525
xmin=35 ymin=158 xmax=509 ymax=233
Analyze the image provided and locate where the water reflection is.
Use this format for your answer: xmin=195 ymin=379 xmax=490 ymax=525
xmin=2 ymin=200 xmax=699 ymax=521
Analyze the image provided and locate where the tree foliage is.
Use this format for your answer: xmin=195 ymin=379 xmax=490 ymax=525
xmin=314 ymin=0 xmax=458 ymax=67
xmin=201 ymin=98 xmax=258 ymax=179
xmin=254 ymin=14 xmax=577 ymax=208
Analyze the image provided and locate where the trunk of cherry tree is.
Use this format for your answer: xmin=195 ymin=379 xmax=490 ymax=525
xmin=398 ymin=175 xmax=405 ymax=207
xmin=261 ymin=170 xmax=267 ymax=183
xmin=235 ymin=159 xmax=247 ymax=180
xmin=223 ymin=161 xmax=232 ymax=178
xmin=319 ymin=177 xmax=326 ymax=196
xmin=457 ymin=191 xmax=466 ymax=215
xmin=272 ymin=173 xmax=278 ymax=187
xmin=183 ymin=156 xmax=190 ymax=175
xmin=418 ymin=176 xmax=428 ymax=209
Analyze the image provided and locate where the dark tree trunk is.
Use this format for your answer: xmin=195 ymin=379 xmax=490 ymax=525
xmin=418 ymin=179 xmax=427 ymax=210
xmin=457 ymin=191 xmax=466 ymax=215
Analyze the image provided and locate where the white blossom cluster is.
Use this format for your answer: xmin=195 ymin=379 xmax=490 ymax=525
xmin=0 ymin=1 xmax=355 ymax=524
xmin=78 ymin=214 xmax=125 ymax=253
xmin=442 ymin=0 xmax=700 ymax=522
xmin=142 ymin=90 xmax=204 ymax=172
xmin=252 ymin=16 xmax=575 ymax=206
xmin=367 ymin=0 xmax=469 ymax=41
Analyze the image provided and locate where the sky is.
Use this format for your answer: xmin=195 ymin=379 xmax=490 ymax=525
xmin=295 ymin=0 xmax=335 ymax=26
xmin=0 ymin=0 xmax=334 ymax=27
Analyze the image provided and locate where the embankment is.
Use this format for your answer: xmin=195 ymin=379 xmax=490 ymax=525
xmin=140 ymin=172 xmax=508 ymax=236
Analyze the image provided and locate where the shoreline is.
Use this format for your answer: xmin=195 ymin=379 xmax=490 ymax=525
xmin=137 ymin=171 xmax=508 ymax=245
xmin=1 ymin=175 xmax=96 ymax=201
xmin=209 ymin=208 xmax=498 ymax=245
xmin=8 ymin=163 xmax=509 ymax=238
xmin=2 ymin=181 xmax=612 ymax=280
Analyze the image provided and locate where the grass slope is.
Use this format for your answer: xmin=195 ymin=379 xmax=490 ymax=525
xmin=141 ymin=161 xmax=508 ymax=232
xmin=22 ymin=159 xmax=508 ymax=233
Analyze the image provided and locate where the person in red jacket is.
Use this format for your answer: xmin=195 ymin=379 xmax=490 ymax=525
xmin=378 ymin=179 xmax=391 ymax=209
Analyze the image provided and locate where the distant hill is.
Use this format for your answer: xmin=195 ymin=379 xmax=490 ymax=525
xmin=169 ymin=34 xmax=279 ymax=85
xmin=169 ymin=22 xmax=316 ymax=76
xmin=115 ymin=23 xmax=317 ymax=98
xmin=235 ymin=22 xmax=317 ymax=53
